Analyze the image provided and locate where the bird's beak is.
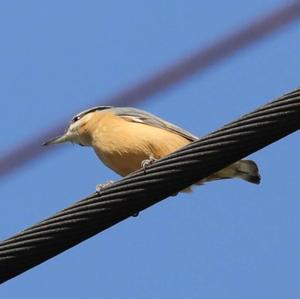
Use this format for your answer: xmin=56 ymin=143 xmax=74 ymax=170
xmin=42 ymin=133 xmax=69 ymax=146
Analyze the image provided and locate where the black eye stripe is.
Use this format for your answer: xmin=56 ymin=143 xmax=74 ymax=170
xmin=72 ymin=106 xmax=113 ymax=123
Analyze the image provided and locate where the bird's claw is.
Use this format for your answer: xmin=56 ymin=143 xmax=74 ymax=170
xmin=96 ymin=180 xmax=114 ymax=193
xmin=141 ymin=156 xmax=157 ymax=172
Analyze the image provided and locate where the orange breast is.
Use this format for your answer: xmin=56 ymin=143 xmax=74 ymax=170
xmin=87 ymin=113 xmax=191 ymax=176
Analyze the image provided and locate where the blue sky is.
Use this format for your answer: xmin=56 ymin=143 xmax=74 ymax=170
xmin=1 ymin=1 xmax=300 ymax=298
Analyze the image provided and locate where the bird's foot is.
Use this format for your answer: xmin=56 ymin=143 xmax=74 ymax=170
xmin=141 ymin=156 xmax=157 ymax=172
xmin=96 ymin=180 xmax=114 ymax=193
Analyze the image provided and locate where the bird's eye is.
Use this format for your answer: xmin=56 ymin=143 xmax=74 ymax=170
xmin=72 ymin=116 xmax=81 ymax=122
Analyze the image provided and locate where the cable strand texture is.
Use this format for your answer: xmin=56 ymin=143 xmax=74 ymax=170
xmin=0 ymin=87 xmax=299 ymax=283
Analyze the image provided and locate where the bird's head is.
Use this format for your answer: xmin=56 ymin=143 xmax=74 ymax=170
xmin=43 ymin=106 xmax=113 ymax=147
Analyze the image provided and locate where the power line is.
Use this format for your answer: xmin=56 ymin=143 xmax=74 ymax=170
xmin=0 ymin=87 xmax=299 ymax=283
xmin=1 ymin=2 xmax=300 ymax=179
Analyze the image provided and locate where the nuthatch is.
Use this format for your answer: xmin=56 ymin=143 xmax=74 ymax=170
xmin=43 ymin=106 xmax=261 ymax=192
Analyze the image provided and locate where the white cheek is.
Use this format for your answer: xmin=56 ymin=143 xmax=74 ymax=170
xmin=66 ymin=124 xmax=81 ymax=143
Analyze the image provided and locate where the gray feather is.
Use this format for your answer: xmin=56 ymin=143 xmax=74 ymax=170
xmin=112 ymin=107 xmax=198 ymax=142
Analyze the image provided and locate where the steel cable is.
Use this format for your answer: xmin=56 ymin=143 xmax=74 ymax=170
xmin=0 ymin=87 xmax=299 ymax=283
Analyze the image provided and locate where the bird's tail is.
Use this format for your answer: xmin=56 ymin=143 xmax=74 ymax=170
xmin=181 ymin=159 xmax=261 ymax=193
xmin=202 ymin=159 xmax=261 ymax=185
xmin=232 ymin=159 xmax=261 ymax=184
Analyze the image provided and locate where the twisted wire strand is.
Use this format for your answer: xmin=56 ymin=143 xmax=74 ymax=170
xmin=0 ymin=87 xmax=299 ymax=283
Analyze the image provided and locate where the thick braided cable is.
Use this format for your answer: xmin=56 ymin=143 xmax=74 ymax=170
xmin=0 ymin=87 xmax=299 ymax=283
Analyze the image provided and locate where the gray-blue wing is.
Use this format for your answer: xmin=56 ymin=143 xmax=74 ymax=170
xmin=112 ymin=107 xmax=198 ymax=142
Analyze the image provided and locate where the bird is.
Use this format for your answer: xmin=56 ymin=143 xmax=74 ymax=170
xmin=43 ymin=106 xmax=261 ymax=192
